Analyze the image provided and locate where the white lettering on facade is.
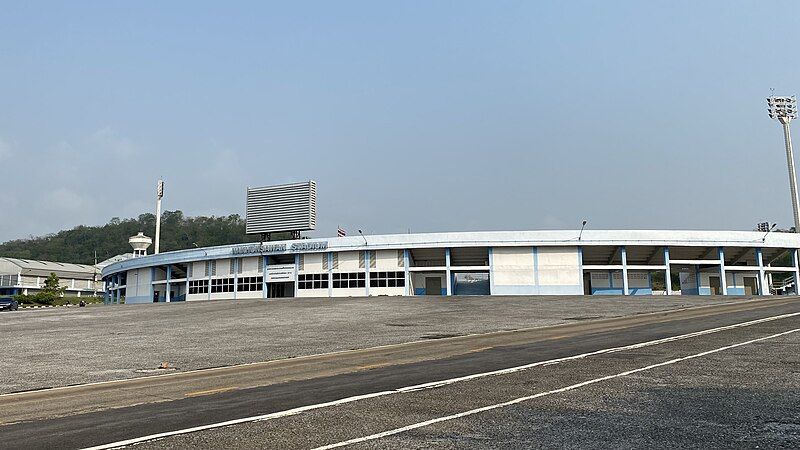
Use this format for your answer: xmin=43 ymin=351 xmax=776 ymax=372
xmin=231 ymin=241 xmax=328 ymax=256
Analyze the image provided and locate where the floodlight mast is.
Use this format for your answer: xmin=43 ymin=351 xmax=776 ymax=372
xmin=155 ymin=179 xmax=164 ymax=254
xmin=767 ymin=95 xmax=800 ymax=232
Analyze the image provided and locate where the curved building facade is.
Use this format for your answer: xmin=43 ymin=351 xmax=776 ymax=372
xmin=101 ymin=230 xmax=800 ymax=304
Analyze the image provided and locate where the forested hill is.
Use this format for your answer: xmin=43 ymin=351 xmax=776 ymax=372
xmin=0 ymin=211 xmax=260 ymax=265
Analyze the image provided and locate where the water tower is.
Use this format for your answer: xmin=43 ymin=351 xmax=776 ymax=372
xmin=129 ymin=232 xmax=153 ymax=257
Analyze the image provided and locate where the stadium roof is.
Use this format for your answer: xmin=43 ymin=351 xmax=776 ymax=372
xmin=0 ymin=257 xmax=98 ymax=279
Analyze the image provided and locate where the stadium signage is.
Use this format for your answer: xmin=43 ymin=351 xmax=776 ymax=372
xmin=231 ymin=241 xmax=328 ymax=255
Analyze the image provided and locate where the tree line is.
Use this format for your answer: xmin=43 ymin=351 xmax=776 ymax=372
xmin=0 ymin=211 xmax=261 ymax=265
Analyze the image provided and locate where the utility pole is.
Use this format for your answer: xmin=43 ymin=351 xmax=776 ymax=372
xmin=155 ymin=179 xmax=164 ymax=254
xmin=767 ymin=95 xmax=800 ymax=232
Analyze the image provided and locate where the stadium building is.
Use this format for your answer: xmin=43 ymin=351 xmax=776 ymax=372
xmin=101 ymin=229 xmax=800 ymax=304
xmin=0 ymin=257 xmax=101 ymax=298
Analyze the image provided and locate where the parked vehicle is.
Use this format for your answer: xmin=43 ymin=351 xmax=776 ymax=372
xmin=0 ymin=298 xmax=19 ymax=311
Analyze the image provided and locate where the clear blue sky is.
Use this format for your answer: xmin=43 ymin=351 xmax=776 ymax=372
xmin=0 ymin=1 xmax=797 ymax=241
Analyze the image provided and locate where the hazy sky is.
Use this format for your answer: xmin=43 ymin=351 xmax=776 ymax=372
xmin=1 ymin=1 xmax=798 ymax=242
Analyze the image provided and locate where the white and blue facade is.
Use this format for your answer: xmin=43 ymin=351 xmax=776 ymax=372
xmin=101 ymin=230 xmax=800 ymax=304
xmin=0 ymin=257 xmax=100 ymax=298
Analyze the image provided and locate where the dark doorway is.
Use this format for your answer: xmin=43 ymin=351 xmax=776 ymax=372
xmin=743 ymin=277 xmax=759 ymax=295
xmin=425 ymin=277 xmax=442 ymax=295
xmin=267 ymin=282 xmax=294 ymax=298
xmin=583 ymin=272 xmax=592 ymax=295
xmin=709 ymin=276 xmax=721 ymax=295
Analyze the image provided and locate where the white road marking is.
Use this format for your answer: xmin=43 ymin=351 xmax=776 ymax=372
xmin=82 ymin=311 xmax=800 ymax=450
xmin=315 ymin=327 xmax=800 ymax=449
xmin=0 ymin=299 xmax=770 ymax=399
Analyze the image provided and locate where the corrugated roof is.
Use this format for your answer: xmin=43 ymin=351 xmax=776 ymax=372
xmin=0 ymin=257 xmax=98 ymax=274
xmin=96 ymin=253 xmax=134 ymax=270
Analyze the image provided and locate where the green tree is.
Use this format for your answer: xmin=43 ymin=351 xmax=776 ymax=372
xmin=0 ymin=210 xmax=260 ymax=264
xmin=41 ymin=272 xmax=66 ymax=299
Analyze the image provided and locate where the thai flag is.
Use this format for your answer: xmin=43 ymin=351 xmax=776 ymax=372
xmin=337 ymin=226 xmax=346 ymax=237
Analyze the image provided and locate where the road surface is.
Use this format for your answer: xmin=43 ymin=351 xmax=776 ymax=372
xmin=0 ymin=296 xmax=798 ymax=448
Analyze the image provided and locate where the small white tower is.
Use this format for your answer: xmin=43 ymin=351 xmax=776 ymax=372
xmin=129 ymin=232 xmax=153 ymax=257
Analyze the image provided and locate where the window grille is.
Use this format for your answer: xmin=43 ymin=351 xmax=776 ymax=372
xmin=369 ymin=271 xmax=405 ymax=288
xmin=331 ymin=272 xmax=366 ymax=289
xmin=298 ymin=273 xmax=329 ymax=289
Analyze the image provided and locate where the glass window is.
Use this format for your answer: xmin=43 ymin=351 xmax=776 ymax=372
xmin=298 ymin=273 xmax=329 ymax=290
xmin=369 ymin=271 xmax=406 ymax=288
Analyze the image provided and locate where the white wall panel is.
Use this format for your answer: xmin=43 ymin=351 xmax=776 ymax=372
xmin=241 ymin=257 xmax=260 ymax=274
xmin=335 ymin=251 xmax=361 ymax=271
xmin=126 ymin=268 xmax=152 ymax=299
xmin=537 ymin=247 xmax=580 ymax=285
xmin=331 ymin=288 xmax=366 ymax=297
xmin=300 ymin=253 xmax=324 ymax=273
xmin=375 ymin=250 xmax=401 ymax=270
xmin=297 ymin=288 xmax=328 ymax=298
xmin=369 ymin=287 xmax=405 ymax=296
xmin=492 ymin=247 xmax=535 ymax=286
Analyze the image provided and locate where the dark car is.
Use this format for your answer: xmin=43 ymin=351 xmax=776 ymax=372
xmin=0 ymin=298 xmax=19 ymax=311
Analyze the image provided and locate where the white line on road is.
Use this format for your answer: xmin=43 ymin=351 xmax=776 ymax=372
xmin=315 ymin=327 xmax=800 ymax=449
xmin=82 ymin=311 xmax=800 ymax=450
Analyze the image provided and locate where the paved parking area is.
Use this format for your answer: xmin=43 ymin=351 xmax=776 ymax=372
xmin=0 ymin=294 xmax=760 ymax=393
xmin=133 ymin=310 xmax=800 ymax=449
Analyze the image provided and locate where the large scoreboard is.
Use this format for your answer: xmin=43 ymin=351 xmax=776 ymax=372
xmin=245 ymin=181 xmax=317 ymax=235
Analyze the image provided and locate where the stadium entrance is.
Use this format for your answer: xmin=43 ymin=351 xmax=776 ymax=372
xmin=267 ymin=282 xmax=294 ymax=298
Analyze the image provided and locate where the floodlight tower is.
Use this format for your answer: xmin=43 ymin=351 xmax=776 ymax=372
xmin=154 ymin=179 xmax=164 ymax=254
xmin=767 ymin=95 xmax=800 ymax=232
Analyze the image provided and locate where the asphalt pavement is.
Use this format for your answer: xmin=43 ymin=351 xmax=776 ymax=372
xmin=0 ymin=295 xmax=797 ymax=449
xmin=133 ymin=300 xmax=800 ymax=450
xmin=0 ymin=294 xmax=751 ymax=393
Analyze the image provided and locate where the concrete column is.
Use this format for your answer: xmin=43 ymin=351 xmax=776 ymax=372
xmin=262 ymin=256 xmax=269 ymax=300
xmin=104 ymin=279 xmax=110 ymax=304
xmin=578 ymin=247 xmax=584 ymax=295
xmin=114 ymin=275 xmax=121 ymax=304
xmin=756 ymin=248 xmax=769 ymax=295
xmin=718 ymin=247 xmax=727 ymax=296
xmin=294 ymin=254 xmax=300 ymax=298
xmin=794 ymin=249 xmax=800 ymax=295
xmin=364 ymin=251 xmax=370 ymax=296
xmin=403 ymin=249 xmax=410 ymax=296
xmin=327 ymin=252 xmax=333 ymax=298
xmin=150 ymin=267 xmax=156 ymax=303
xmin=445 ymin=248 xmax=452 ymax=296
xmin=488 ymin=247 xmax=495 ymax=295
xmin=664 ymin=247 xmax=673 ymax=295
xmin=232 ymin=258 xmax=238 ymax=300
xmin=621 ymin=246 xmax=629 ymax=295
xmin=165 ymin=265 xmax=172 ymax=302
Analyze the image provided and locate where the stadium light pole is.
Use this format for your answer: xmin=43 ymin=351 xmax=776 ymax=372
xmin=767 ymin=95 xmax=800 ymax=232
xmin=762 ymin=223 xmax=777 ymax=243
xmin=578 ymin=219 xmax=588 ymax=241
xmin=154 ymin=179 xmax=164 ymax=254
